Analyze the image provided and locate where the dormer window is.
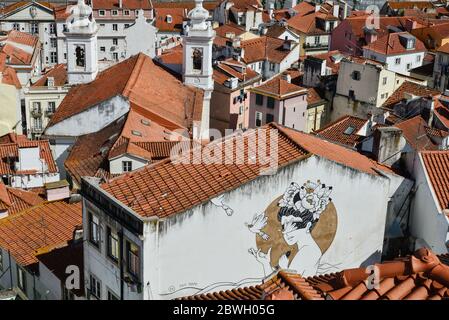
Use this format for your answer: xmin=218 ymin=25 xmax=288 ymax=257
xmin=166 ymin=15 xmax=173 ymax=23
xmin=352 ymin=71 xmax=361 ymax=81
xmin=99 ymin=10 xmax=105 ymax=16
xmin=124 ymin=10 xmax=130 ymax=16
xmin=112 ymin=10 xmax=118 ymax=16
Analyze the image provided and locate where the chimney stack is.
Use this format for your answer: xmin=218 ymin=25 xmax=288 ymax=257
xmin=372 ymin=127 xmax=405 ymax=166
xmin=44 ymin=180 xmax=70 ymax=202
xmin=282 ymin=73 xmax=291 ymax=83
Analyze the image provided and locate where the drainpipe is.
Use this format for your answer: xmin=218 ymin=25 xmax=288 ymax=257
xmin=118 ymin=228 xmax=124 ymax=300
xmin=8 ymin=250 xmax=13 ymax=287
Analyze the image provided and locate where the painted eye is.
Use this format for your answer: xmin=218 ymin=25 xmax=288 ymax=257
xmin=286 ymin=251 xmax=291 ymax=257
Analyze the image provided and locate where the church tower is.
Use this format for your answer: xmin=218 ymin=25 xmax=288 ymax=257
xmin=183 ymin=0 xmax=215 ymax=140
xmin=65 ymin=0 xmax=98 ymax=85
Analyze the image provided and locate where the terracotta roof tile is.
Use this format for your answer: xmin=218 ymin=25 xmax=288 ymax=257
xmin=315 ymin=115 xmax=367 ymax=147
xmin=250 ymin=75 xmax=307 ymax=99
xmin=31 ymin=64 xmax=67 ymax=87
xmin=154 ymin=8 xmax=186 ymax=32
xmin=395 ymin=115 xmax=439 ymax=151
xmin=0 ymin=183 xmax=45 ymax=215
xmin=179 ymin=248 xmax=449 ymax=300
xmin=0 ymin=1 xmax=53 ymax=16
xmin=47 ymin=53 xmax=203 ymax=130
xmin=0 ymin=200 xmax=82 ymax=266
xmin=0 ymin=138 xmax=58 ymax=175
xmin=0 ymin=66 xmax=21 ymax=89
xmin=241 ymin=36 xmax=296 ymax=64
xmin=363 ymin=32 xmax=426 ymax=55
xmin=100 ymin=124 xmax=396 ymax=219
xmin=382 ymin=81 xmax=440 ymax=110
xmin=421 ymin=150 xmax=449 ymax=211
xmin=307 ymin=87 xmax=325 ymax=105
xmin=386 ymin=1 xmax=435 ymax=10
xmin=434 ymin=98 xmax=449 ymax=130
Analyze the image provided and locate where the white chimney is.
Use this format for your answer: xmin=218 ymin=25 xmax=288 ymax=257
xmin=282 ymin=73 xmax=291 ymax=83
xmin=45 ymin=180 xmax=71 ymax=202
xmin=119 ymin=0 xmax=123 ymax=8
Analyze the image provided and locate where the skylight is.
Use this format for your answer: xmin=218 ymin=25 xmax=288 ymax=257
xmin=344 ymin=126 xmax=356 ymax=135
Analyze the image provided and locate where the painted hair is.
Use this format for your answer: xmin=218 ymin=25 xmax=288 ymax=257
xmin=277 ymin=206 xmax=318 ymax=231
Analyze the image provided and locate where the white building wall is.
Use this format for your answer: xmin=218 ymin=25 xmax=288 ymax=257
xmin=143 ymin=155 xmax=395 ymax=299
xmin=410 ymin=154 xmax=449 ymax=254
xmin=109 ymin=154 xmax=148 ymax=175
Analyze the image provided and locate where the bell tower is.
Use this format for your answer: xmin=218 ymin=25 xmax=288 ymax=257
xmin=183 ymin=0 xmax=215 ymax=139
xmin=65 ymin=0 xmax=98 ymax=85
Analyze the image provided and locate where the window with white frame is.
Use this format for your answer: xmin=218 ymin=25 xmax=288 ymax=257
xmin=112 ymin=10 xmax=118 ymax=16
xmin=395 ymin=57 xmax=401 ymax=65
xmin=269 ymin=62 xmax=276 ymax=72
xmin=31 ymin=22 xmax=38 ymax=34
xmin=113 ymin=24 xmax=118 ymax=31
xmin=50 ymin=52 xmax=57 ymax=63
xmin=122 ymin=161 xmax=132 ymax=172
xmin=17 ymin=266 xmax=26 ymax=292
xmin=416 ymin=55 xmax=421 ymax=62
xmin=89 ymin=211 xmax=100 ymax=248
xmin=107 ymin=227 xmax=119 ymax=262
xmin=48 ymin=101 xmax=56 ymax=113
xmin=382 ymin=77 xmax=387 ymax=85
xmin=255 ymin=111 xmax=262 ymax=127
xmin=113 ymin=52 xmax=119 ymax=61
xmin=127 ymin=240 xmax=140 ymax=277
xmin=49 ymin=23 xmax=56 ymax=34
xmin=99 ymin=10 xmax=105 ymax=16
xmin=113 ymin=38 xmax=118 ymax=45
xmin=89 ymin=274 xmax=101 ymax=299
xmin=124 ymin=10 xmax=130 ymax=16
xmin=50 ymin=38 xmax=57 ymax=48
xmin=13 ymin=23 xmax=20 ymax=31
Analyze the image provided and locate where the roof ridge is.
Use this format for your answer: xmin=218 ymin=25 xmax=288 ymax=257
xmin=122 ymin=53 xmax=146 ymax=97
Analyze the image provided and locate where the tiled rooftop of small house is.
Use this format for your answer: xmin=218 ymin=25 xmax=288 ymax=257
xmin=382 ymin=81 xmax=440 ymax=110
xmin=250 ymin=75 xmax=307 ymax=99
xmin=0 ymin=182 xmax=45 ymax=216
xmin=420 ymin=150 xmax=449 ymax=211
xmin=179 ymin=248 xmax=449 ymax=300
xmin=315 ymin=115 xmax=367 ymax=148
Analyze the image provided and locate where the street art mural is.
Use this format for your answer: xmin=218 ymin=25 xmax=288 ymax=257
xmin=248 ymin=180 xmax=338 ymax=276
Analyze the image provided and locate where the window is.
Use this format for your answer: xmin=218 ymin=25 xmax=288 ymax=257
xmin=406 ymin=63 xmax=411 ymax=69
xmin=127 ymin=241 xmax=140 ymax=277
xmin=344 ymin=126 xmax=355 ymax=135
xmin=124 ymin=10 xmax=130 ymax=16
xmin=89 ymin=212 xmax=100 ymax=247
xmin=113 ymin=52 xmax=119 ymax=61
xmin=89 ymin=274 xmax=101 ymax=299
xmin=269 ymin=62 xmax=276 ymax=72
xmin=113 ymin=38 xmax=118 ymax=45
xmin=108 ymin=290 xmax=119 ymax=300
xmin=49 ymin=23 xmax=56 ymax=34
xmin=255 ymin=94 xmax=264 ymax=106
xmin=416 ymin=55 xmax=421 ymax=62
xmin=352 ymin=71 xmax=361 ymax=81
xmin=266 ymin=113 xmax=274 ymax=123
xmin=113 ymin=24 xmax=118 ymax=31
xmin=32 ymin=101 xmax=41 ymax=113
xmin=395 ymin=57 xmax=401 ymax=65
xmin=314 ymin=36 xmax=320 ymax=44
xmin=100 ymin=46 xmax=106 ymax=52
xmin=112 ymin=10 xmax=118 ymax=16
xmin=31 ymin=22 xmax=38 ymax=34
xmin=99 ymin=10 xmax=105 ymax=16
xmin=329 ymin=21 xmax=335 ymax=31
xmin=17 ymin=266 xmax=26 ymax=293
xmin=107 ymin=227 xmax=120 ymax=262
xmin=192 ymin=48 xmax=203 ymax=71
xmin=125 ymin=24 xmax=130 ymax=28
xmin=267 ymin=97 xmax=275 ymax=109
xmin=239 ymin=105 xmax=244 ymax=115
xmin=166 ymin=15 xmax=173 ymax=23
xmin=50 ymin=38 xmax=57 ymax=48
xmin=382 ymin=77 xmax=387 ymax=85
xmin=63 ymin=24 xmax=68 ymax=32
xmin=50 ymin=52 xmax=57 ymax=63
xmin=13 ymin=23 xmax=20 ymax=31
xmin=47 ymin=102 xmax=56 ymax=114
xmin=255 ymin=112 xmax=262 ymax=127
xmin=348 ymin=90 xmax=355 ymax=100
xmin=75 ymin=45 xmax=85 ymax=67
xmin=100 ymin=23 xmax=105 ymax=27
xmin=122 ymin=161 xmax=132 ymax=172
xmin=0 ymin=250 xmax=3 ymax=271
xmin=258 ymin=61 xmax=262 ymax=69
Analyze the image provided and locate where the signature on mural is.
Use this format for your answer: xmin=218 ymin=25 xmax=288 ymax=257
xmin=248 ymin=180 xmax=337 ymax=277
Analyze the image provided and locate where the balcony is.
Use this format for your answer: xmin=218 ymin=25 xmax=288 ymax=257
xmin=31 ymin=109 xmax=42 ymax=118
xmin=45 ymin=109 xmax=55 ymax=117
xmin=31 ymin=126 xmax=43 ymax=134
xmin=303 ymin=43 xmax=329 ymax=52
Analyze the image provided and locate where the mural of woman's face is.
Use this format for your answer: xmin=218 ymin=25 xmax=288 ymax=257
xmin=281 ymin=219 xmax=305 ymax=246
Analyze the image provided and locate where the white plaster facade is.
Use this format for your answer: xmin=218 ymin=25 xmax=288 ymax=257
xmin=81 ymin=149 xmax=412 ymax=300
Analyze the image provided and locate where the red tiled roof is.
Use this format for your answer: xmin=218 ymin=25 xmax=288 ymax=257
xmin=434 ymin=98 xmax=449 ymax=130
xmin=0 ymin=66 xmax=21 ymax=89
xmin=437 ymin=42 xmax=449 ymax=54
xmin=0 ymin=182 xmax=45 ymax=215
xmin=382 ymin=81 xmax=440 ymax=110
xmin=0 ymin=1 xmax=53 ymax=16
xmin=315 ymin=115 xmax=367 ymax=147
xmin=213 ymin=60 xmax=260 ymax=86
xmin=0 ymin=139 xmax=58 ymax=175
xmin=152 ymin=1 xmax=218 ymax=10
xmin=214 ymin=23 xmax=245 ymax=39
xmin=180 ymin=248 xmax=449 ymax=300
xmin=250 ymin=75 xmax=307 ymax=99
xmin=241 ymin=36 xmax=296 ymax=64
xmin=31 ymin=64 xmax=67 ymax=87
xmin=229 ymin=0 xmax=262 ymax=12
xmin=0 ymin=133 xmax=28 ymax=144
xmin=154 ymin=8 xmax=186 ymax=32
xmin=307 ymin=87 xmax=325 ymax=105
xmin=387 ymin=1 xmax=435 ymax=10
xmin=92 ymin=0 xmax=153 ymax=9
xmin=47 ymin=53 xmax=203 ymax=130
xmin=0 ymin=200 xmax=82 ymax=266
xmin=363 ymin=32 xmax=426 ymax=55
xmin=312 ymin=50 xmax=347 ymax=74
xmin=395 ymin=115 xmax=439 ymax=151
xmin=100 ymin=123 xmax=396 ymax=219
xmin=157 ymin=44 xmax=183 ymax=65
xmin=421 ymin=150 xmax=449 ymax=211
